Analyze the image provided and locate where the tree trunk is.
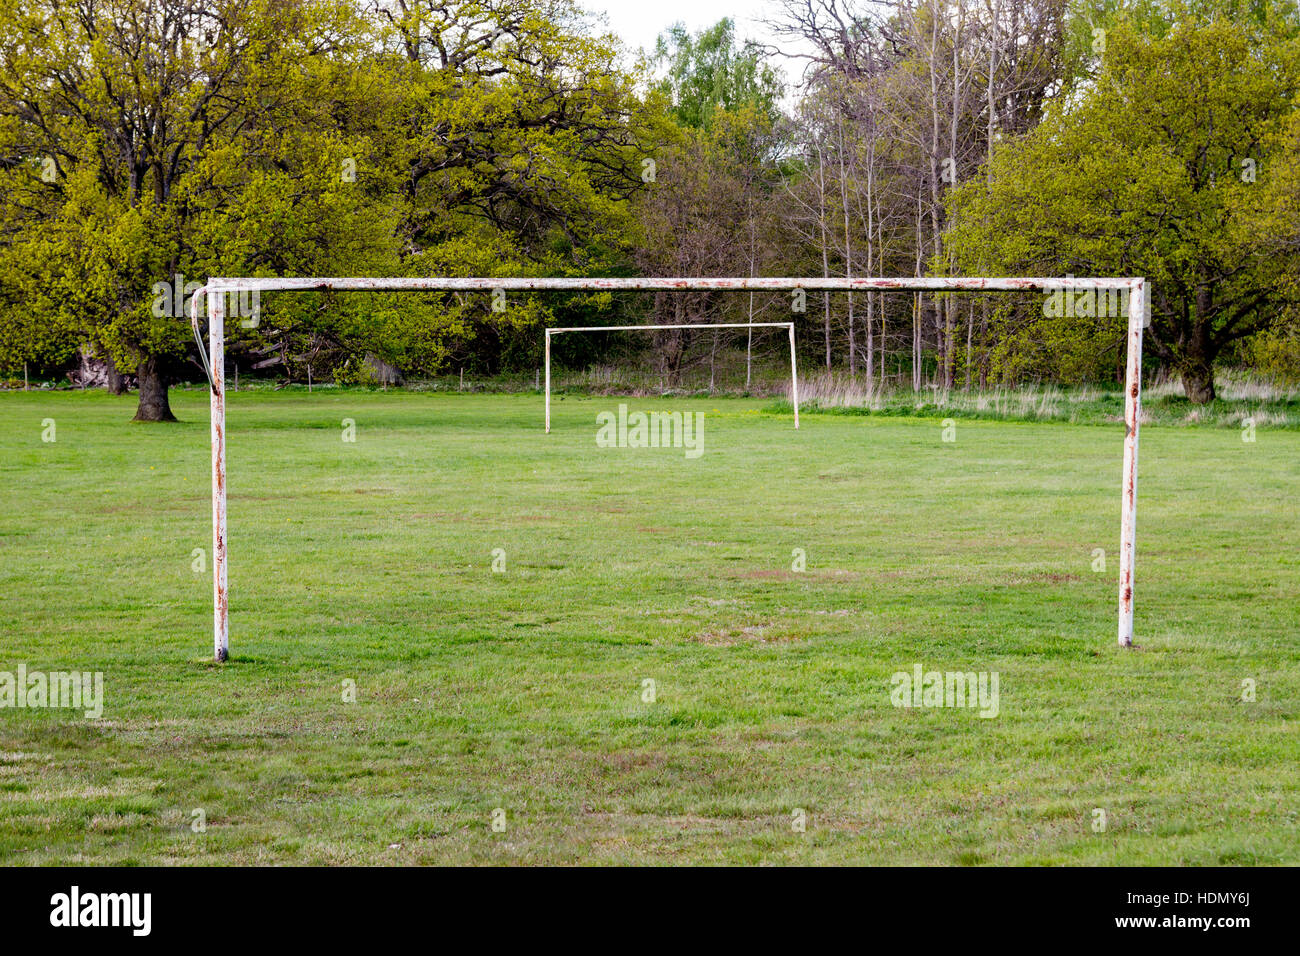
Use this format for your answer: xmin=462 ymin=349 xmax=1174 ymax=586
xmin=105 ymin=354 xmax=127 ymax=395
xmin=965 ymin=301 xmax=973 ymax=390
xmin=836 ymin=114 xmax=855 ymax=377
xmin=1181 ymin=360 xmax=1216 ymax=404
xmin=133 ymin=356 xmax=177 ymax=422
xmin=816 ymin=142 xmax=832 ymax=371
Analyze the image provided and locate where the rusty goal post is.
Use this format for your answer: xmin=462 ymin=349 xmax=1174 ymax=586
xmin=192 ymin=276 xmax=1147 ymax=662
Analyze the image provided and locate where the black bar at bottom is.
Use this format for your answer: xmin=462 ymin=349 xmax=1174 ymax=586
xmin=0 ymin=865 xmax=1274 ymax=944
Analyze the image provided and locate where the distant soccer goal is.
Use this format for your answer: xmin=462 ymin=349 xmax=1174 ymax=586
xmin=191 ymin=275 xmax=1148 ymax=663
xmin=543 ymin=321 xmax=800 ymax=432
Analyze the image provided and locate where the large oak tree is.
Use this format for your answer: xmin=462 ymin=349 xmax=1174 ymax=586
xmin=946 ymin=8 xmax=1300 ymax=401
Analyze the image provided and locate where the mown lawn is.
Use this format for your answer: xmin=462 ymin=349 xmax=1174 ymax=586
xmin=0 ymin=388 xmax=1296 ymax=864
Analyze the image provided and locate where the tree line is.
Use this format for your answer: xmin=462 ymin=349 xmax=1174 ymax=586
xmin=1 ymin=0 xmax=1297 ymax=419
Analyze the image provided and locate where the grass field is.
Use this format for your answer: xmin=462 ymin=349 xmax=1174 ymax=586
xmin=1 ymin=388 xmax=1297 ymax=865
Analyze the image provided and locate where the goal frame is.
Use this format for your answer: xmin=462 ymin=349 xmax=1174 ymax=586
xmin=193 ymin=275 xmax=1147 ymax=661
xmin=543 ymin=321 xmax=800 ymax=432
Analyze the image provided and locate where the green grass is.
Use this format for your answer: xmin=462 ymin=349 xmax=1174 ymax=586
xmin=0 ymin=388 xmax=1297 ymax=865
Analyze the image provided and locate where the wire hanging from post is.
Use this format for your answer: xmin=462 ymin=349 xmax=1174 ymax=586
xmin=189 ymin=284 xmax=216 ymax=392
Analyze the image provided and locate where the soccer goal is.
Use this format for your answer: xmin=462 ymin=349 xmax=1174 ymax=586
xmin=192 ymin=275 xmax=1147 ymax=662
xmin=543 ymin=321 xmax=800 ymax=432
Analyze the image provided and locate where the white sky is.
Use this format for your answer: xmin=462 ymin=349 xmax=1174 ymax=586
xmin=580 ymin=0 xmax=784 ymax=59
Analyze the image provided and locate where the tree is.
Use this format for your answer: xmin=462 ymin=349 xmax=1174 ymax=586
xmin=0 ymin=0 xmax=389 ymax=419
xmin=772 ymin=0 xmax=1069 ymax=389
xmin=354 ymin=0 xmax=654 ymax=374
xmin=0 ymin=0 xmax=656 ymax=405
xmin=946 ymin=8 xmax=1300 ymax=400
xmin=633 ymin=19 xmax=788 ymax=384
xmin=651 ymin=18 xmax=783 ymax=131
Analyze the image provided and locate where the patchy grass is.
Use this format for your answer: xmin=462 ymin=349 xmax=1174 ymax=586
xmin=0 ymin=390 xmax=1296 ymax=865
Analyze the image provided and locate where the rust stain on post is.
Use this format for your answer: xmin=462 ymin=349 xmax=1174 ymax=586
xmin=1117 ymin=278 xmax=1145 ymax=648
xmin=210 ymin=288 xmax=229 ymax=662
xmin=209 ymin=276 xmax=1138 ymax=295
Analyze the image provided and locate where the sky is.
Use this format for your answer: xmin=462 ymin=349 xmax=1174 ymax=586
xmin=579 ymin=0 xmax=783 ymax=58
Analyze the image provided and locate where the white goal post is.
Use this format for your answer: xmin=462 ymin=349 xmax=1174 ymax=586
xmin=544 ymin=321 xmax=800 ymax=432
xmin=192 ymin=275 xmax=1147 ymax=662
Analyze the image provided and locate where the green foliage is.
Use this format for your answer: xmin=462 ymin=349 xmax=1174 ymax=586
xmin=1245 ymin=324 xmax=1300 ymax=383
xmin=332 ymin=355 xmax=380 ymax=387
xmin=315 ymin=0 xmax=658 ymax=375
xmin=5 ymin=0 xmax=1298 ymax=396
xmin=651 ymin=19 xmax=784 ymax=130
xmin=0 ymin=0 xmax=662 ymax=396
xmin=1062 ymin=0 xmax=1300 ymax=91
xmin=0 ymin=0 xmax=396 ymax=399
xmin=947 ymin=7 xmax=1300 ymax=395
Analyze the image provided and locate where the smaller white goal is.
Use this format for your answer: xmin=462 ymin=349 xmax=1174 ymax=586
xmin=544 ymin=322 xmax=800 ymax=432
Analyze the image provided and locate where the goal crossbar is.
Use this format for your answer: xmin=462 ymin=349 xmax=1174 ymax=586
xmin=193 ymin=275 xmax=1147 ymax=662
xmin=544 ymin=321 xmax=799 ymax=433
xmin=202 ymin=276 xmax=1137 ymax=292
